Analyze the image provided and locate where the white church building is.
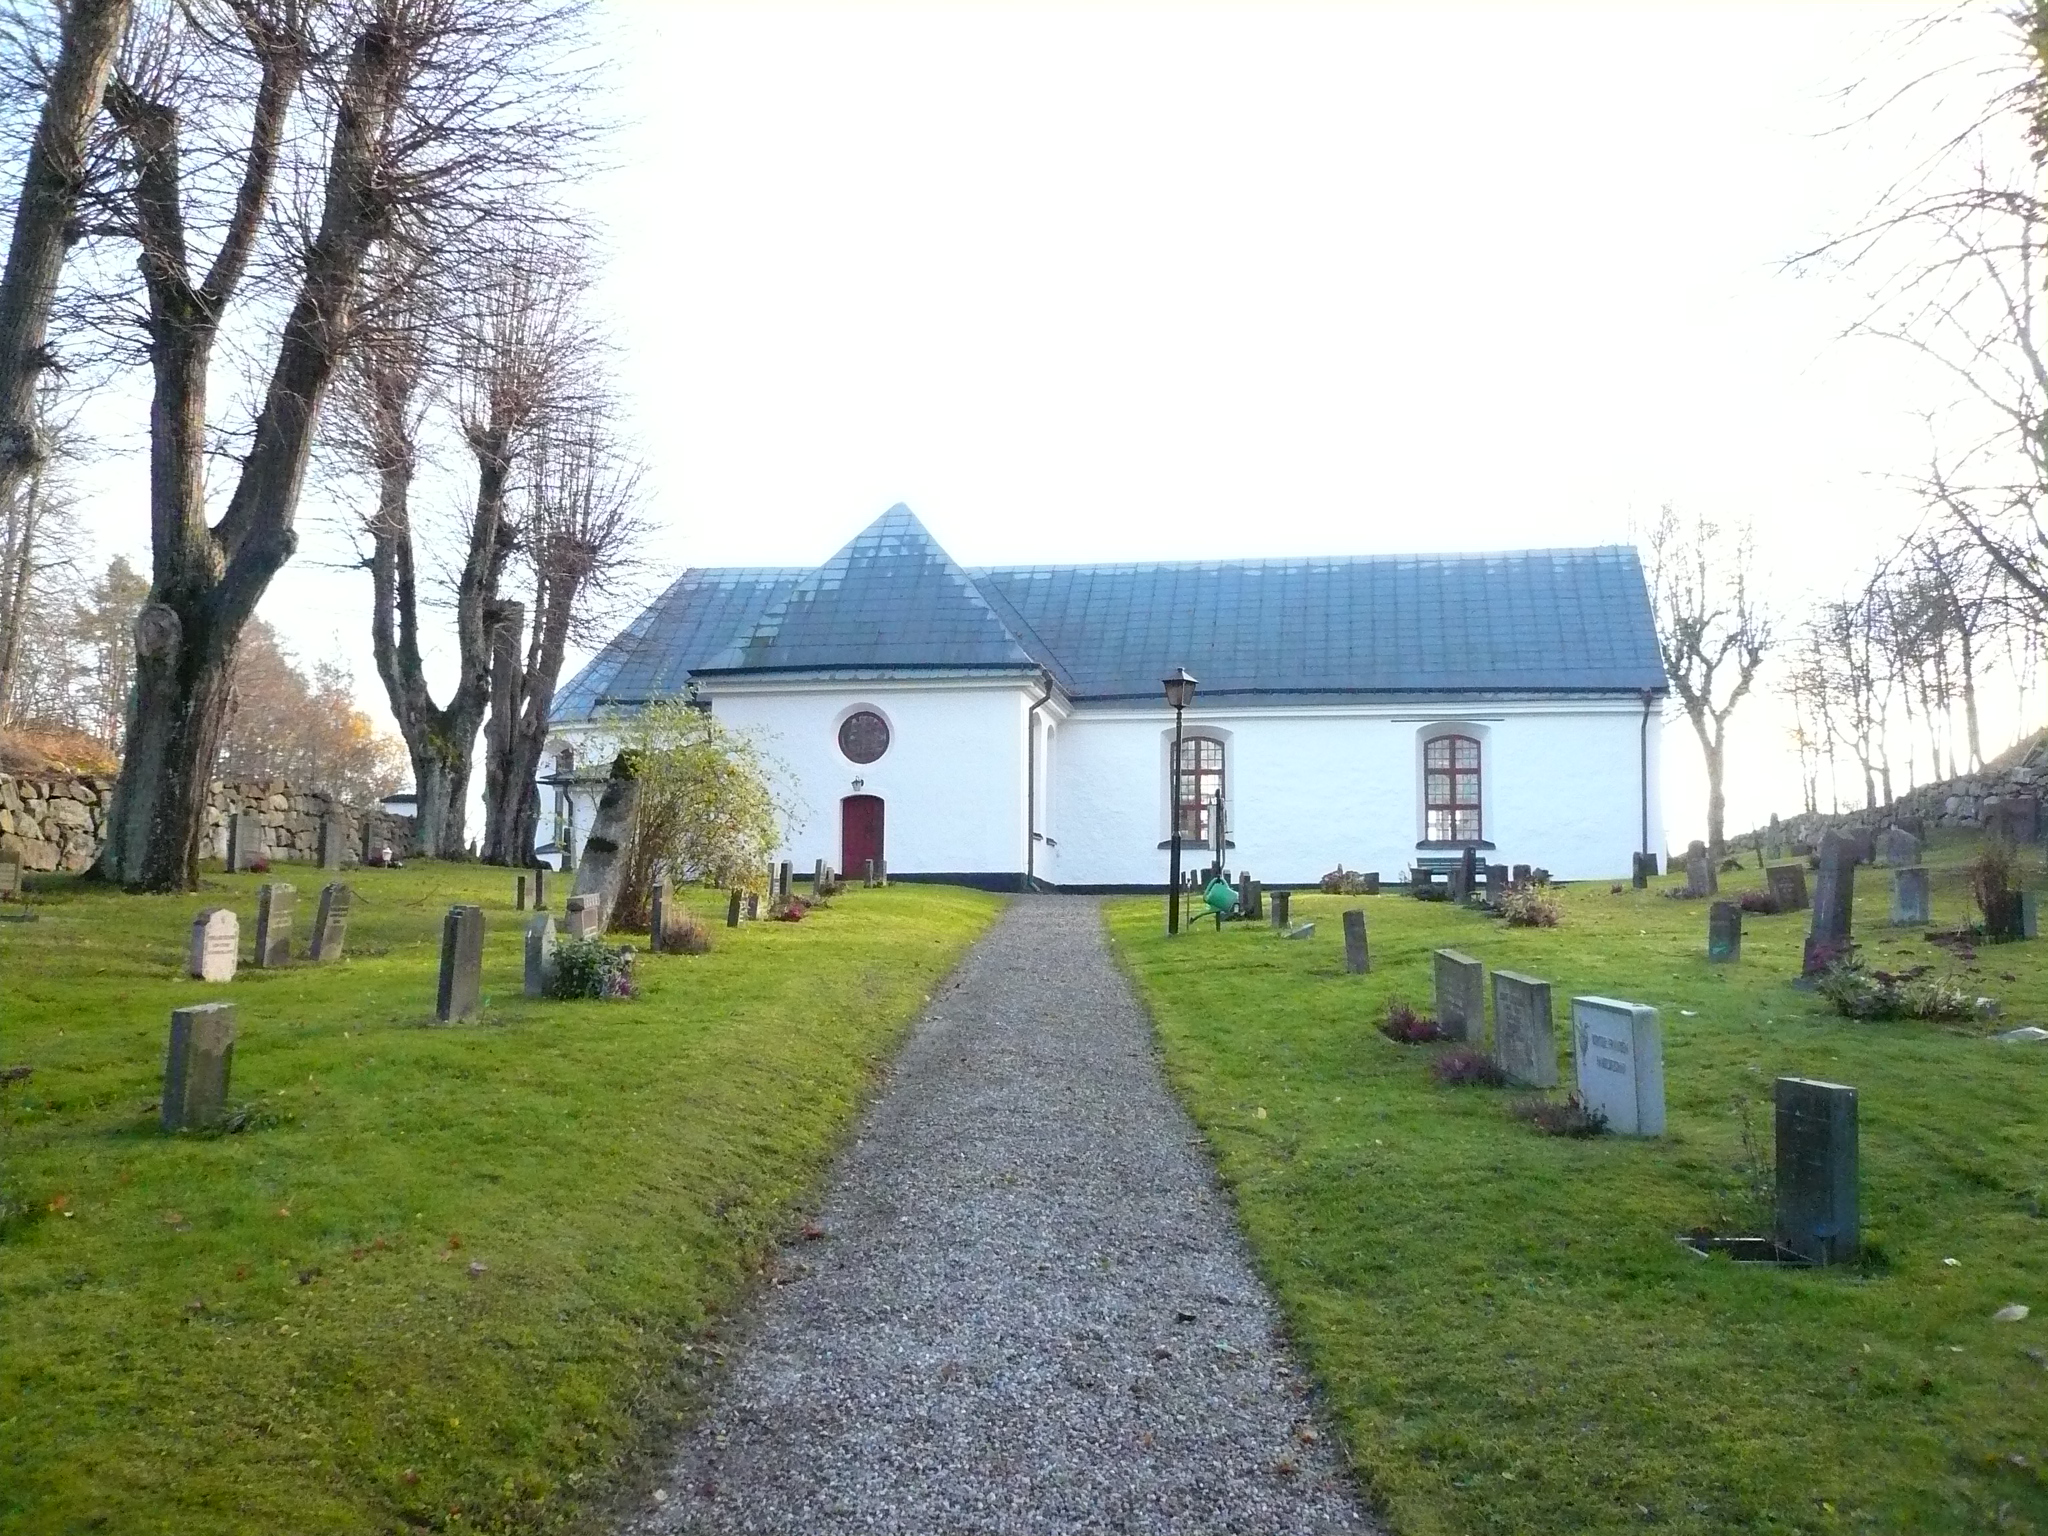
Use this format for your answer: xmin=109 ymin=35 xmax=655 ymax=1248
xmin=546 ymin=506 xmax=1668 ymax=888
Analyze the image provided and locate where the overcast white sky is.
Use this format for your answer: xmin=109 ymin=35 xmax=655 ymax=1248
xmin=66 ymin=1 xmax=2031 ymax=842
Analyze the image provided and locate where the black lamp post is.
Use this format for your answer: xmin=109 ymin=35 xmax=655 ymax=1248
xmin=1164 ymin=667 xmax=1198 ymax=934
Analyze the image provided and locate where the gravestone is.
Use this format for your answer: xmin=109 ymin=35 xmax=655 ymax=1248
xmin=727 ymin=889 xmax=743 ymax=928
xmin=1361 ymin=871 xmax=1380 ymax=895
xmin=1531 ymin=867 xmax=1551 ymax=885
xmin=1283 ymin=922 xmax=1315 ymax=940
xmin=1433 ymin=949 xmax=1485 ymax=1043
xmin=1342 ymin=909 xmax=1369 ymax=974
xmin=1889 ymin=866 xmax=1930 ymax=927
xmin=1447 ymin=863 xmax=1471 ymax=904
xmin=1707 ymin=900 xmax=1742 ymax=963
xmin=564 ymin=894 xmax=601 ymax=940
xmin=1984 ymin=889 xmax=2025 ymax=942
xmin=0 ymin=850 xmax=18 ymax=899
xmin=161 ymin=1002 xmax=236 ymax=1131
xmin=1269 ymin=889 xmax=1291 ymax=929
xmin=436 ymin=905 xmax=485 ymax=1023
xmin=863 ymin=858 xmax=876 ymax=887
xmin=308 ymin=883 xmax=353 ymax=961
xmin=228 ymin=811 xmax=263 ymax=872
xmin=777 ymin=861 xmax=792 ymax=898
xmin=254 ymin=883 xmax=294 ymax=968
xmin=745 ymin=892 xmax=760 ymax=920
xmin=1571 ymin=996 xmax=1665 ymax=1135
xmin=317 ymin=814 xmax=344 ymax=871
xmin=516 ymin=874 xmax=528 ymax=911
xmin=533 ymin=866 xmax=547 ymax=909
xmin=1486 ymin=864 xmax=1511 ymax=902
xmin=1491 ymin=970 xmax=1557 ymax=1088
xmin=569 ymin=757 xmax=642 ymax=932
xmin=876 ymin=858 xmax=888 ymax=886
xmin=1774 ymin=1077 xmax=1858 ymax=1265
xmin=1766 ymin=863 xmax=1808 ymax=912
xmin=1876 ymin=826 xmax=1921 ymax=867
xmin=1684 ymin=840 xmax=1716 ymax=897
xmin=1803 ymin=842 xmax=1856 ymax=976
xmin=524 ymin=913 xmax=557 ymax=997
xmin=1847 ymin=827 xmax=1878 ymax=866
xmin=813 ymin=858 xmax=827 ymax=892
xmin=1459 ymin=845 xmax=1478 ymax=890
xmin=187 ymin=908 xmax=238 ymax=982
xmin=1764 ymin=813 xmax=1783 ymax=860
xmin=649 ymin=871 xmax=672 ymax=953
xmin=1630 ymin=851 xmax=1655 ymax=889
xmin=2026 ymin=889 xmax=2042 ymax=941
xmin=1513 ymin=862 xmax=1534 ymax=887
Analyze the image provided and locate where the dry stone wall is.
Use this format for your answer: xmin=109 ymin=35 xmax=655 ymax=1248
xmin=1743 ymin=735 xmax=2048 ymax=853
xmin=0 ymin=774 xmax=414 ymax=873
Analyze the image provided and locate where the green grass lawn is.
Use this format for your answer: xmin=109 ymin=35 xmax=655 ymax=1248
xmin=0 ymin=864 xmax=1000 ymax=1535
xmin=1108 ymin=843 xmax=2048 ymax=1536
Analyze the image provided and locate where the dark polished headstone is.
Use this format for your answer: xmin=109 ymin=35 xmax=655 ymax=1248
xmin=162 ymin=1002 xmax=236 ymax=1131
xmin=516 ymin=874 xmax=528 ymax=911
xmin=1269 ymin=889 xmax=1291 ymax=929
xmin=727 ymin=888 xmax=743 ymax=928
xmin=1707 ymin=900 xmax=1741 ymax=963
xmin=309 ymin=883 xmax=353 ymax=962
xmin=436 ymin=905 xmax=485 ymax=1023
xmin=1766 ymin=863 xmax=1808 ymax=912
xmin=1342 ymin=908 xmax=1368 ymax=974
xmin=1803 ymin=840 xmax=1856 ymax=976
xmin=254 ymin=883 xmax=295 ymax=968
xmin=1774 ymin=1077 xmax=1858 ymax=1265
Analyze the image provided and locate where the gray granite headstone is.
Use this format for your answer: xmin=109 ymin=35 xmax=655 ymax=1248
xmin=813 ymin=858 xmax=827 ymax=891
xmin=1876 ymin=826 xmax=1920 ymax=867
xmin=1485 ymin=864 xmax=1510 ymax=901
xmin=1764 ymin=814 xmax=1783 ymax=860
xmin=308 ymin=883 xmax=353 ymax=962
xmin=1492 ymin=970 xmax=1557 ymax=1088
xmin=1684 ymin=840 xmax=1716 ymax=897
xmin=228 ymin=811 xmax=263 ymax=872
xmin=436 ymin=905 xmax=485 ymax=1023
xmin=0 ymin=851 xmax=20 ymax=899
xmin=876 ymin=857 xmax=888 ymax=886
xmin=1889 ymin=867 xmax=1930 ymax=926
xmin=533 ymin=866 xmax=547 ymax=909
xmin=1803 ymin=840 xmax=1856 ymax=975
xmin=727 ymin=889 xmax=743 ymax=927
xmin=254 ymin=883 xmax=294 ymax=968
xmin=516 ymin=874 xmax=528 ymax=911
xmin=777 ymin=861 xmax=792 ymax=898
xmin=162 ymin=1002 xmax=236 ymax=1131
xmin=1433 ymin=949 xmax=1485 ymax=1043
xmin=1341 ymin=908 xmax=1368 ymax=974
xmin=1361 ymin=871 xmax=1381 ymax=895
xmin=2025 ymin=889 xmax=2042 ymax=940
xmin=1707 ymin=900 xmax=1741 ymax=963
xmin=1512 ymin=862 xmax=1534 ymax=887
xmin=187 ymin=908 xmax=238 ymax=982
xmin=1269 ymin=889 xmax=1291 ymax=929
xmin=1447 ymin=864 xmax=1470 ymax=904
xmin=317 ymin=814 xmax=344 ymax=871
xmin=863 ymin=858 xmax=876 ymax=888
xmin=1774 ymin=1077 xmax=1858 ymax=1264
xmin=1571 ymin=996 xmax=1664 ymax=1136
xmin=745 ymin=892 xmax=760 ymax=921
xmin=523 ymin=912 xmax=557 ymax=998
xmin=564 ymin=894 xmax=601 ymax=940
xmin=1766 ymin=863 xmax=1808 ymax=913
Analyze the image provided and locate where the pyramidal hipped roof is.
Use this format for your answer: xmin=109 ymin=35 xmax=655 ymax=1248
xmin=554 ymin=505 xmax=1669 ymax=720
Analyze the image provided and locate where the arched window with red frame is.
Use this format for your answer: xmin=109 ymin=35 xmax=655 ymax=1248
xmin=1173 ymin=735 xmax=1225 ymax=842
xmin=1424 ymin=734 xmax=1482 ymax=842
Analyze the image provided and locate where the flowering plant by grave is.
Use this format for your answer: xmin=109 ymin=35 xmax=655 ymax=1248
xmin=548 ymin=937 xmax=638 ymax=1000
xmin=1508 ymin=1092 xmax=1609 ymax=1137
xmin=1814 ymin=960 xmax=1973 ymax=1022
xmin=1429 ymin=1047 xmax=1509 ymax=1087
xmin=1736 ymin=889 xmax=1781 ymax=915
xmin=1379 ymin=1001 xmax=1449 ymax=1044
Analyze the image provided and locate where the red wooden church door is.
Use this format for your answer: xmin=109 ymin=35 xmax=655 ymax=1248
xmin=841 ymin=795 xmax=885 ymax=875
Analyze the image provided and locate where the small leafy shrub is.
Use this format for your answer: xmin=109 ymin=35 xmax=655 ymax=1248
xmin=771 ymin=896 xmax=810 ymax=923
xmin=1380 ymin=1001 xmax=1449 ymax=1044
xmin=1970 ymin=839 xmax=2026 ymax=917
xmin=1737 ymin=889 xmax=1781 ymax=915
xmin=1814 ymin=960 xmax=1973 ymax=1021
xmin=1499 ymin=886 xmax=1560 ymax=927
xmin=1509 ymin=1093 xmax=1609 ymax=1137
xmin=1320 ymin=867 xmax=1371 ymax=894
xmin=1410 ymin=882 xmax=1449 ymax=902
xmin=549 ymin=937 xmax=638 ymax=1000
xmin=1431 ymin=1047 xmax=1508 ymax=1087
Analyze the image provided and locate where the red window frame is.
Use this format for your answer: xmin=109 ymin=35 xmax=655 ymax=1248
xmin=1424 ymin=734 xmax=1482 ymax=842
xmin=1173 ymin=735 xmax=1225 ymax=842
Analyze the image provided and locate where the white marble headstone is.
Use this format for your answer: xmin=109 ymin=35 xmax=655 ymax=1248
xmin=1571 ymin=996 xmax=1663 ymax=1136
xmin=188 ymin=907 xmax=239 ymax=983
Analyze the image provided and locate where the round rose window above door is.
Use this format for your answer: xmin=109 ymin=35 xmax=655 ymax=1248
xmin=838 ymin=709 xmax=890 ymax=764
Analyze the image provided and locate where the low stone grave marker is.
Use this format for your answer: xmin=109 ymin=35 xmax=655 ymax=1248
xmin=0 ymin=850 xmax=19 ymax=899
xmin=1492 ymin=970 xmax=1557 ymax=1088
xmin=1707 ymin=900 xmax=1741 ymax=963
xmin=1433 ymin=949 xmax=1485 ymax=1043
xmin=1890 ymin=867 xmax=1930 ymax=926
xmin=318 ymin=814 xmax=344 ymax=871
xmin=516 ymin=874 xmax=528 ymax=911
xmin=1775 ymin=1076 xmax=1858 ymax=1265
xmin=1513 ymin=862 xmax=1534 ymax=887
xmin=188 ymin=908 xmax=239 ymax=982
xmin=308 ymin=883 xmax=353 ymax=962
xmin=1766 ymin=863 xmax=1808 ymax=912
xmin=1283 ymin=921 xmax=1315 ymax=940
xmin=1876 ymin=826 xmax=1920 ymax=866
xmin=1571 ymin=996 xmax=1664 ymax=1135
xmin=436 ymin=905 xmax=486 ymax=1023
xmin=227 ymin=811 xmax=263 ymax=872
xmin=524 ymin=912 xmax=557 ymax=998
xmin=254 ymin=883 xmax=294 ymax=968
xmin=162 ymin=1002 xmax=236 ymax=1131
xmin=1683 ymin=840 xmax=1716 ymax=897
xmin=1342 ymin=908 xmax=1369 ymax=973
xmin=1269 ymin=889 xmax=1291 ymax=929
xmin=1486 ymin=864 xmax=1510 ymax=901
xmin=564 ymin=894 xmax=602 ymax=940
xmin=727 ymin=889 xmax=743 ymax=927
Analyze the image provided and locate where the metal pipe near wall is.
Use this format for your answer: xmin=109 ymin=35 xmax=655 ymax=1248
xmin=1026 ymin=673 xmax=1055 ymax=889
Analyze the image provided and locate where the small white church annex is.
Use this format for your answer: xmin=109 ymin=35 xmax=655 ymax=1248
xmin=547 ymin=506 xmax=1668 ymax=887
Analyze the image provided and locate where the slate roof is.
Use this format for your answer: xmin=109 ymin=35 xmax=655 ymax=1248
xmin=554 ymin=505 xmax=1668 ymax=720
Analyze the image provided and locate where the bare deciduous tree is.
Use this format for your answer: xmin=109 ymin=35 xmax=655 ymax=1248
xmin=1643 ymin=505 xmax=1773 ymax=854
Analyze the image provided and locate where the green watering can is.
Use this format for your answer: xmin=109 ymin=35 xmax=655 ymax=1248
xmin=1202 ymin=877 xmax=1239 ymax=917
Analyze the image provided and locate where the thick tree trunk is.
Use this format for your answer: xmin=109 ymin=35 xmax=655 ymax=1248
xmin=0 ymin=0 xmax=131 ymax=513
xmin=1959 ymin=624 xmax=1983 ymax=769
xmin=1704 ymin=739 xmax=1726 ymax=857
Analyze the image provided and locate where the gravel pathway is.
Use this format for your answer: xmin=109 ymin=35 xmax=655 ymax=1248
xmin=631 ymin=896 xmax=1375 ymax=1536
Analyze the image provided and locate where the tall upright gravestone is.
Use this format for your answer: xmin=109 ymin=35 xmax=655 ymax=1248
xmin=1766 ymin=863 xmax=1808 ymax=913
xmin=436 ymin=906 xmax=486 ymax=1023
xmin=532 ymin=866 xmax=547 ymax=909
xmin=1492 ymin=970 xmax=1557 ymax=1088
xmin=1433 ymin=949 xmax=1484 ymax=1043
xmin=1269 ymin=889 xmax=1291 ymax=929
xmin=1341 ymin=909 xmax=1369 ymax=974
xmin=649 ymin=870 xmax=672 ymax=952
xmin=1803 ymin=833 xmax=1856 ymax=976
xmin=570 ymin=755 xmax=642 ymax=935
xmin=227 ymin=811 xmax=263 ymax=872
xmin=1684 ymin=840 xmax=1716 ymax=897
xmin=308 ymin=883 xmax=353 ymax=962
xmin=317 ymin=814 xmax=345 ymax=871
xmin=1890 ymin=866 xmax=1931 ymax=927
xmin=1571 ymin=997 xmax=1664 ymax=1135
xmin=188 ymin=908 xmax=238 ymax=982
xmin=524 ymin=913 xmax=557 ymax=997
xmin=254 ymin=883 xmax=294 ymax=968
xmin=727 ymin=889 xmax=744 ymax=927
xmin=1775 ymin=1077 xmax=1858 ymax=1265
xmin=1707 ymin=900 xmax=1742 ymax=963
xmin=162 ymin=1002 xmax=236 ymax=1131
